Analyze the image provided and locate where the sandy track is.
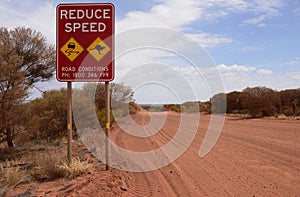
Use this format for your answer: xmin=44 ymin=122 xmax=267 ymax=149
xmin=110 ymin=111 xmax=300 ymax=196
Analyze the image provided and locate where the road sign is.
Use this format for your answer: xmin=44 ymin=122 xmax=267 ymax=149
xmin=56 ymin=3 xmax=115 ymax=82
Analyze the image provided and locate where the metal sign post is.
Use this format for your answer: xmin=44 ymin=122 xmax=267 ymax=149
xmin=67 ymin=82 xmax=72 ymax=163
xmin=105 ymin=82 xmax=110 ymax=170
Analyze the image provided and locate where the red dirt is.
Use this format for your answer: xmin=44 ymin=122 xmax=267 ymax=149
xmin=7 ymin=111 xmax=300 ymax=196
xmin=111 ymin=111 xmax=300 ymax=196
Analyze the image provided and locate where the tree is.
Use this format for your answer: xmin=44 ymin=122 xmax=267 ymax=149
xmin=226 ymin=91 xmax=244 ymax=113
xmin=211 ymin=93 xmax=227 ymax=114
xmin=82 ymin=82 xmax=134 ymax=112
xmin=242 ymin=87 xmax=280 ymax=117
xmin=279 ymin=89 xmax=300 ymax=115
xmin=80 ymin=83 xmax=136 ymax=127
xmin=24 ymin=89 xmax=68 ymax=141
xmin=0 ymin=27 xmax=55 ymax=147
xmin=110 ymin=83 xmax=134 ymax=109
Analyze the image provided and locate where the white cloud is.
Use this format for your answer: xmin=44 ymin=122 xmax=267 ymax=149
xmin=116 ymin=0 xmax=234 ymax=50
xmin=240 ymin=46 xmax=264 ymax=52
xmin=287 ymin=72 xmax=300 ymax=80
xmin=186 ymin=33 xmax=233 ymax=48
xmin=285 ymin=60 xmax=300 ymax=66
xmin=242 ymin=0 xmax=283 ymax=27
xmin=118 ymin=0 xmax=272 ymax=49
xmin=217 ymin=64 xmax=256 ymax=72
xmin=199 ymin=0 xmax=248 ymax=12
xmin=194 ymin=0 xmax=283 ymax=26
xmin=278 ymin=58 xmax=300 ymax=68
xmin=244 ymin=15 xmax=268 ymax=27
xmin=117 ymin=0 xmax=202 ymax=32
xmin=212 ymin=63 xmax=298 ymax=93
xmin=0 ymin=1 xmax=56 ymax=43
xmin=293 ymin=8 xmax=300 ymax=16
xmin=158 ymin=63 xmax=298 ymax=101
xmin=251 ymin=0 xmax=282 ymax=15
xmin=257 ymin=69 xmax=273 ymax=75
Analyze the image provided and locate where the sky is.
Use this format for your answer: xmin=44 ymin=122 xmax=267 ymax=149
xmin=0 ymin=0 xmax=299 ymax=103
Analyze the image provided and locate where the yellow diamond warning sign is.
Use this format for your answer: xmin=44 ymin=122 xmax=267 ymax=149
xmin=60 ymin=37 xmax=84 ymax=62
xmin=87 ymin=37 xmax=110 ymax=61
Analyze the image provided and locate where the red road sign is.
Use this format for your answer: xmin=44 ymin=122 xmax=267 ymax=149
xmin=56 ymin=3 xmax=114 ymax=82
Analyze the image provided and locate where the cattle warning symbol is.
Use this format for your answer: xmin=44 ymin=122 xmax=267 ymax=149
xmin=87 ymin=37 xmax=110 ymax=61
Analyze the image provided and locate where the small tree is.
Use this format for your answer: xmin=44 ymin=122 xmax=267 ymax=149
xmin=0 ymin=27 xmax=55 ymax=147
xmin=24 ymin=89 xmax=68 ymax=141
xmin=82 ymin=82 xmax=134 ymax=112
xmin=211 ymin=93 xmax=227 ymax=114
xmin=279 ymin=89 xmax=300 ymax=115
xmin=226 ymin=91 xmax=244 ymax=113
xmin=81 ymin=83 xmax=136 ymax=127
xmin=242 ymin=87 xmax=280 ymax=117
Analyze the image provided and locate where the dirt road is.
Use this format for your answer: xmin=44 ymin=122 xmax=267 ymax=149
xmin=110 ymin=111 xmax=300 ymax=196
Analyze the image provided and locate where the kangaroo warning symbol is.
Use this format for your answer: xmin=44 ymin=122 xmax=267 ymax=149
xmin=60 ymin=37 xmax=84 ymax=62
xmin=87 ymin=37 xmax=110 ymax=61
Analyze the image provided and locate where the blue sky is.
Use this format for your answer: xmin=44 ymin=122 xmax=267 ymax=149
xmin=0 ymin=0 xmax=299 ymax=103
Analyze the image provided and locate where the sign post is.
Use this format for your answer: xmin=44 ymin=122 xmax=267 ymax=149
xmin=105 ymin=82 xmax=110 ymax=170
xmin=67 ymin=82 xmax=72 ymax=163
xmin=56 ymin=3 xmax=115 ymax=167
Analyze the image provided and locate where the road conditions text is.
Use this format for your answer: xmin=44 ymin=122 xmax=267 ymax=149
xmin=61 ymin=66 xmax=109 ymax=79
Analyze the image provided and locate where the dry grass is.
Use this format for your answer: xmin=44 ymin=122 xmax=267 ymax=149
xmin=36 ymin=152 xmax=90 ymax=180
xmin=0 ymin=160 xmax=29 ymax=196
xmin=60 ymin=157 xmax=91 ymax=179
xmin=267 ymin=114 xmax=300 ymax=120
xmin=36 ymin=153 xmax=67 ymax=180
xmin=277 ymin=114 xmax=288 ymax=120
xmin=0 ymin=141 xmax=92 ymax=196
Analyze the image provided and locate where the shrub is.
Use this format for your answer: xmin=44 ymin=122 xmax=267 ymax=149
xmin=277 ymin=114 xmax=287 ymax=120
xmin=129 ymin=101 xmax=141 ymax=114
xmin=182 ymin=102 xmax=199 ymax=113
xmin=35 ymin=153 xmax=90 ymax=180
xmin=164 ymin=104 xmax=181 ymax=112
xmin=36 ymin=153 xmax=66 ymax=180
xmin=60 ymin=157 xmax=91 ymax=179
xmin=97 ymin=109 xmax=115 ymax=128
xmin=0 ymin=160 xmax=29 ymax=191
xmin=199 ymin=102 xmax=211 ymax=114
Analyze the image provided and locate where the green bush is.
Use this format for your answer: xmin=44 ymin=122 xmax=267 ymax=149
xmin=97 ymin=109 xmax=115 ymax=128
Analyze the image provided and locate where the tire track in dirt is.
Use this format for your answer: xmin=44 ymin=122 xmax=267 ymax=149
xmin=130 ymin=173 xmax=153 ymax=197
xmin=140 ymin=112 xmax=193 ymax=196
xmin=114 ymin=114 xmax=186 ymax=196
xmin=142 ymin=113 xmax=299 ymax=196
xmin=192 ymin=119 xmax=300 ymax=196
xmin=138 ymin=113 xmax=211 ymax=196
xmin=118 ymin=112 xmax=251 ymax=195
xmin=112 ymin=122 xmax=154 ymax=197
xmin=221 ymin=120 xmax=300 ymax=173
xmin=112 ymin=112 xmax=186 ymax=196
xmin=127 ymin=112 xmax=179 ymax=196
xmin=111 ymin=112 xmax=300 ymax=196
xmin=150 ymin=123 xmax=232 ymax=195
xmin=218 ymin=132 xmax=300 ymax=191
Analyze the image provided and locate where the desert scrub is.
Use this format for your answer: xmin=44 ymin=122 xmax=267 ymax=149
xmin=36 ymin=153 xmax=67 ymax=180
xmin=60 ymin=157 xmax=91 ymax=179
xmin=0 ymin=159 xmax=29 ymax=195
xmin=36 ymin=153 xmax=90 ymax=180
